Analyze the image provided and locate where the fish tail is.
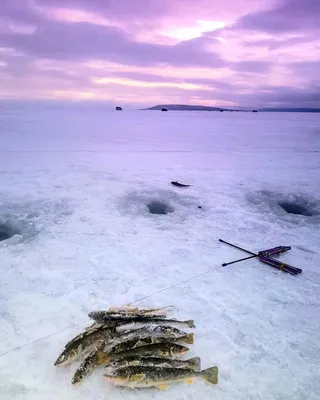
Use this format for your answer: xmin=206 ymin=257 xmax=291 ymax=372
xmin=96 ymin=351 xmax=110 ymax=365
xmin=185 ymin=320 xmax=196 ymax=328
xmin=187 ymin=357 xmax=201 ymax=371
xmin=201 ymin=366 xmax=219 ymax=385
xmin=181 ymin=333 xmax=194 ymax=345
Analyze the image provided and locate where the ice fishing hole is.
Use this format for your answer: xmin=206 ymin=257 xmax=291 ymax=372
xmin=0 ymin=222 xmax=18 ymax=242
xmin=278 ymin=201 xmax=314 ymax=216
xmin=147 ymin=201 xmax=174 ymax=215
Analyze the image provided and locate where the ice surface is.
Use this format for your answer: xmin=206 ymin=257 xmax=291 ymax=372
xmin=0 ymin=104 xmax=319 ymax=399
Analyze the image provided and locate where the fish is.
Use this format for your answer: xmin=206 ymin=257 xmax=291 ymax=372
xmin=89 ymin=312 xmax=195 ymax=328
xmin=64 ymin=323 xmax=110 ymax=349
xmin=108 ymin=306 xmax=173 ymax=317
xmin=71 ymin=340 xmax=106 ymax=385
xmin=54 ymin=329 xmax=112 ymax=366
xmin=116 ymin=319 xmax=195 ymax=333
xmin=88 ymin=310 xmax=167 ymax=322
xmin=104 ymin=365 xmax=219 ymax=389
xmin=105 ymin=356 xmax=201 ymax=372
xmin=108 ymin=333 xmax=194 ymax=354
xmin=112 ymin=326 xmax=188 ymax=344
xmin=102 ymin=343 xmax=189 ymax=363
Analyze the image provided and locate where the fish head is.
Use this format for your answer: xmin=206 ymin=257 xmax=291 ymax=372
xmin=54 ymin=347 xmax=81 ymax=366
xmin=104 ymin=371 xmax=141 ymax=388
xmin=54 ymin=353 xmax=67 ymax=366
xmin=54 ymin=348 xmax=76 ymax=366
xmin=71 ymin=370 xmax=85 ymax=385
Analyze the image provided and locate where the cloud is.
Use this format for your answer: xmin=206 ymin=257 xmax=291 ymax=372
xmin=243 ymin=36 xmax=316 ymax=50
xmin=0 ymin=0 xmax=319 ymax=107
xmin=231 ymin=61 xmax=272 ymax=74
xmin=287 ymin=61 xmax=320 ymax=80
xmin=184 ymin=84 xmax=320 ymax=108
xmin=255 ymin=84 xmax=320 ymax=108
xmin=0 ymin=0 xmax=46 ymax=26
xmin=32 ymin=0 xmax=269 ymax=25
xmin=106 ymin=71 xmax=182 ymax=84
xmin=34 ymin=0 xmax=173 ymax=21
xmin=1 ymin=18 xmax=226 ymax=68
xmin=235 ymin=0 xmax=320 ymax=33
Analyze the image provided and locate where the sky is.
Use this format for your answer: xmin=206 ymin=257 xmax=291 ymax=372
xmin=0 ymin=0 xmax=319 ymax=108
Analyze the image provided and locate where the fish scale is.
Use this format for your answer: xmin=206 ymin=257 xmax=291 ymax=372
xmin=104 ymin=365 xmax=219 ymax=389
xmin=108 ymin=333 xmax=194 ymax=354
xmin=104 ymin=356 xmax=201 ymax=372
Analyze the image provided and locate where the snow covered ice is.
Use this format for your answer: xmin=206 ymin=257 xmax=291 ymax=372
xmin=0 ymin=103 xmax=320 ymax=400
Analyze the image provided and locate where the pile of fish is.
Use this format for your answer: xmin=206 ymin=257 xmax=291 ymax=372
xmin=54 ymin=306 xmax=219 ymax=390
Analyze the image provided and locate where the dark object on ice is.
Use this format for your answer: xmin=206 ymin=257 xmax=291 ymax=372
xmin=116 ymin=107 xmax=122 ymax=111
xmin=219 ymin=110 xmax=224 ymax=112
xmin=258 ymin=246 xmax=291 ymax=256
xmin=198 ymin=206 xmax=202 ymax=209
xmin=161 ymin=108 xmax=168 ymax=112
xmin=147 ymin=201 xmax=173 ymax=215
xmin=219 ymin=239 xmax=301 ymax=275
xmin=171 ymin=181 xmax=191 ymax=188
xmin=252 ymin=110 xmax=258 ymax=113
xmin=278 ymin=201 xmax=313 ymax=216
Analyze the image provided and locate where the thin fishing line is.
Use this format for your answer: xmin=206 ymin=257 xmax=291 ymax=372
xmin=0 ymin=265 xmax=219 ymax=359
xmin=0 ymin=320 xmax=87 ymax=358
xmin=126 ymin=266 xmax=218 ymax=305
xmin=46 ymin=230 xmax=210 ymax=243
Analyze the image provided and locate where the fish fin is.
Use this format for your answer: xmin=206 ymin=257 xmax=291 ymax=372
xmin=156 ymin=384 xmax=169 ymax=390
xmin=184 ymin=378 xmax=194 ymax=384
xmin=201 ymin=366 xmax=219 ymax=385
xmin=185 ymin=320 xmax=196 ymax=328
xmin=131 ymin=373 xmax=145 ymax=383
xmin=187 ymin=357 xmax=201 ymax=371
xmin=96 ymin=351 xmax=109 ymax=365
xmin=181 ymin=333 xmax=194 ymax=345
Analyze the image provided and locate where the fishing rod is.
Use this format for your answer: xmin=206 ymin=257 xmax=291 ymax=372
xmin=219 ymin=239 xmax=302 ymax=275
xmin=222 ymin=254 xmax=257 ymax=267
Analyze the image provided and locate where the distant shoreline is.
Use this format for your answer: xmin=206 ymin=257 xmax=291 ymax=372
xmin=143 ymin=105 xmax=320 ymax=113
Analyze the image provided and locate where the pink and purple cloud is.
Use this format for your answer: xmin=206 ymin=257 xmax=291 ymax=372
xmin=0 ymin=0 xmax=319 ymax=107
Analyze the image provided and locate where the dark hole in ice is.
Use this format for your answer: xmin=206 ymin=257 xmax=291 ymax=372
xmin=147 ymin=201 xmax=173 ymax=215
xmin=278 ymin=202 xmax=314 ymax=216
xmin=0 ymin=231 xmax=10 ymax=241
xmin=0 ymin=224 xmax=14 ymax=241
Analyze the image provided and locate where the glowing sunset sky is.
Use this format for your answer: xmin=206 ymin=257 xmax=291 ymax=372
xmin=0 ymin=0 xmax=319 ymax=108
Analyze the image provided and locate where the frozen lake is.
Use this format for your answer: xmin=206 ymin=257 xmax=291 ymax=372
xmin=0 ymin=105 xmax=319 ymax=399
